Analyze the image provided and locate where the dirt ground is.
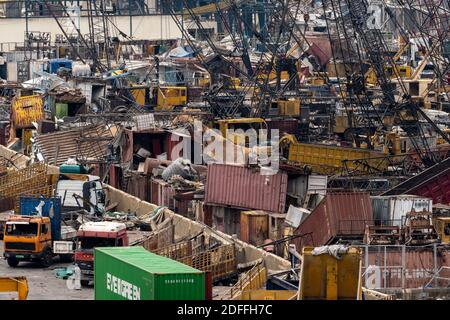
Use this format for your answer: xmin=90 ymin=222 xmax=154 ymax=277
xmin=0 ymin=241 xmax=93 ymax=300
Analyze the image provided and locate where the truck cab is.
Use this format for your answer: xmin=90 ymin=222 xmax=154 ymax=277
xmin=56 ymin=174 xmax=105 ymax=214
xmin=75 ymin=221 xmax=128 ymax=286
xmin=433 ymin=217 xmax=450 ymax=244
xmin=3 ymin=215 xmax=54 ymax=267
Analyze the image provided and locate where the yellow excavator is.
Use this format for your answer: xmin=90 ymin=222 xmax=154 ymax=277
xmin=366 ymin=40 xmax=411 ymax=85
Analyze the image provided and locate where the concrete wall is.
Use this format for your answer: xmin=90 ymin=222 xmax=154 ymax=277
xmin=0 ymin=15 xmax=182 ymax=44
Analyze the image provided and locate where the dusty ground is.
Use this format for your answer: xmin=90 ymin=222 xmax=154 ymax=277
xmin=0 ymin=241 xmax=93 ymax=300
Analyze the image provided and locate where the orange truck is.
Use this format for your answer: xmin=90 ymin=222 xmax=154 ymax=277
xmin=3 ymin=215 xmax=76 ymax=268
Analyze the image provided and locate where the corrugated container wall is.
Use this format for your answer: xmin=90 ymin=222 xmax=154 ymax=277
xmin=205 ymin=164 xmax=288 ymax=213
xmin=94 ymin=247 xmax=205 ymax=300
xmin=19 ymin=196 xmax=62 ymax=240
xmin=240 ymin=211 xmax=269 ymax=246
xmin=412 ymin=170 xmax=450 ymax=205
xmin=371 ymin=195 xmax=432 ymax=226
xmin=293 ymin=193 xmax=373 ymax=252
xmin=361 ymin=245 xmax=450 ymax=289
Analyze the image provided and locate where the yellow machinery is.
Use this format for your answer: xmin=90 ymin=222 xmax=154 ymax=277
xmin=217 ymin=118 xmax=267 ymax=146
xmin=437 ymin=129 xmax=450 ymax=145
xmin=333 ymin=114 xmax=351 ymax=135
xmin=256 ymin=66 xmax=289 ymax=83
xmin=298 ymin=247 xmax=362 ymax=300
xmin=182 ymin=0 xmax=234 ymax=16
xmin=154 ymin=86 xmax=187 ymax=111
xmin=280 ymin=134 xmax=388 ymax=175
xmin=277 ymin=98 xmax=301 ymax=116
xmin=0 ymin=277 xmax=28 ymax=300
xmin=380 ymin=131 xmax=408 ymax=156
xmin=365 ymin=40 xmax=410 ymax=85
xmin=433 ymin=217 xmax=450 ymax=244
xmin=130 ymin=85 xmax=146 ymax=106
xmin=366 ymin=65 xmax=412 ymax=85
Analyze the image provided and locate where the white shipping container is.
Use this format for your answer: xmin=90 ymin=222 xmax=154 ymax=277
xmin=371 ymin=195 xmax=433 ymax=226
xmin=307 ymin=175 xmax=328 ymax=195
xmin=285 ymin=205 xmax=311 ymax=228
xmin=7 ymin=61 xmax=17 ymax=81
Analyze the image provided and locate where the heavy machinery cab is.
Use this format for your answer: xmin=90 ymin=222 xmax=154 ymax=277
xmin=75 ymin=221 xmax=128 ymax=286
xmin=76 ymin=221 xmax=128 ymax=249
xmin=433 ymin=217 xmax=450 ymax=244
xmin=3 ymin=215 xmax=53 ymax=267
xmin=217 ymin=118 xmax=268 ymax=147
xmin=3 ymin=216 xmax=51 ymax=253
xmin=152 ymin=86 xmax=187 ymax=111
xmin=56 ymin=174 xmax=105 ymax=214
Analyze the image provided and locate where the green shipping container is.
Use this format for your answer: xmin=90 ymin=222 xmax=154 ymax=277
xmin=94 ymin=247 xmax=205 ymax=300
xmin=55 ymin=103 xmax=68 ymax=118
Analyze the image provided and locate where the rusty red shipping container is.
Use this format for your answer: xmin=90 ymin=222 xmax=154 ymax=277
xmin=293 ymin=192 xmax=373 ymax=251
xmin=266 ymin=119 xmax=299 ymax=137
xmin=411 ymin=169 xmax=450 ymax=205
xmin=382 ymin=157 xmax=450 ymax=205
xmin=361 ymin=246 xmax=450 ymax=289
xmin=202 ymin=204 xmax=213 ymax=226
xmin=126 ymin=173 xmax=151 ymax=202
xmin=205 ymin=271 xmax=213 ymax=300
xmin=204 ymin=164 xmax=288 ymax=213
xmin=150 ymin=178 xmax=176 ymax=209
xmin=0 ymin=122 xmax=10 ymax=146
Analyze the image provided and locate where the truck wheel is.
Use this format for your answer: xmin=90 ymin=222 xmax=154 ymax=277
xmin=80 ymin=280 xmax=90 ymax=287
xmin=59 ymin=254 xmax=73 ymax=263
xmin=41 ymin=249 xmax=53 ymax=267
xmin=7 ymin=257 xmax=19 ymax=267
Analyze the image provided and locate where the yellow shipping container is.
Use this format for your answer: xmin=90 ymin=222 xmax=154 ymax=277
xmin=288 ymin=142 xmax=387 ymax=174
xmin=12 ymin=95 xmax=44 ymax=128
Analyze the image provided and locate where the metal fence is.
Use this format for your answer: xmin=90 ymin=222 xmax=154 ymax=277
xmin=357 ymin=244 xmax=449 ymax=290
xmin=154 ymin=242 xmax=237 ymax=282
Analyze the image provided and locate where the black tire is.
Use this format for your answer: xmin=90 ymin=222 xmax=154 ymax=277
xmin=7 ymin=257 xmax=19 ymax=268
xmin=59 ymin=254 xmax=73 ymax=263
xmin=41 ymin=249 xmax=53 ymax=267
xmin=80 ymin=280 xmax=90 ymax=287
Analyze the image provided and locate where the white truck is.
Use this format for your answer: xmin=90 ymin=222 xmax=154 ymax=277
xmin=56 ymin=174 xmax=106 ymax=215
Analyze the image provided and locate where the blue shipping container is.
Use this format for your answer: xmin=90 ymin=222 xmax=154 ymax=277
xmin=19 ymin=196 xmax=62 ymax=240
xmin=48 ymin=59 xmax=73 ymax=74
